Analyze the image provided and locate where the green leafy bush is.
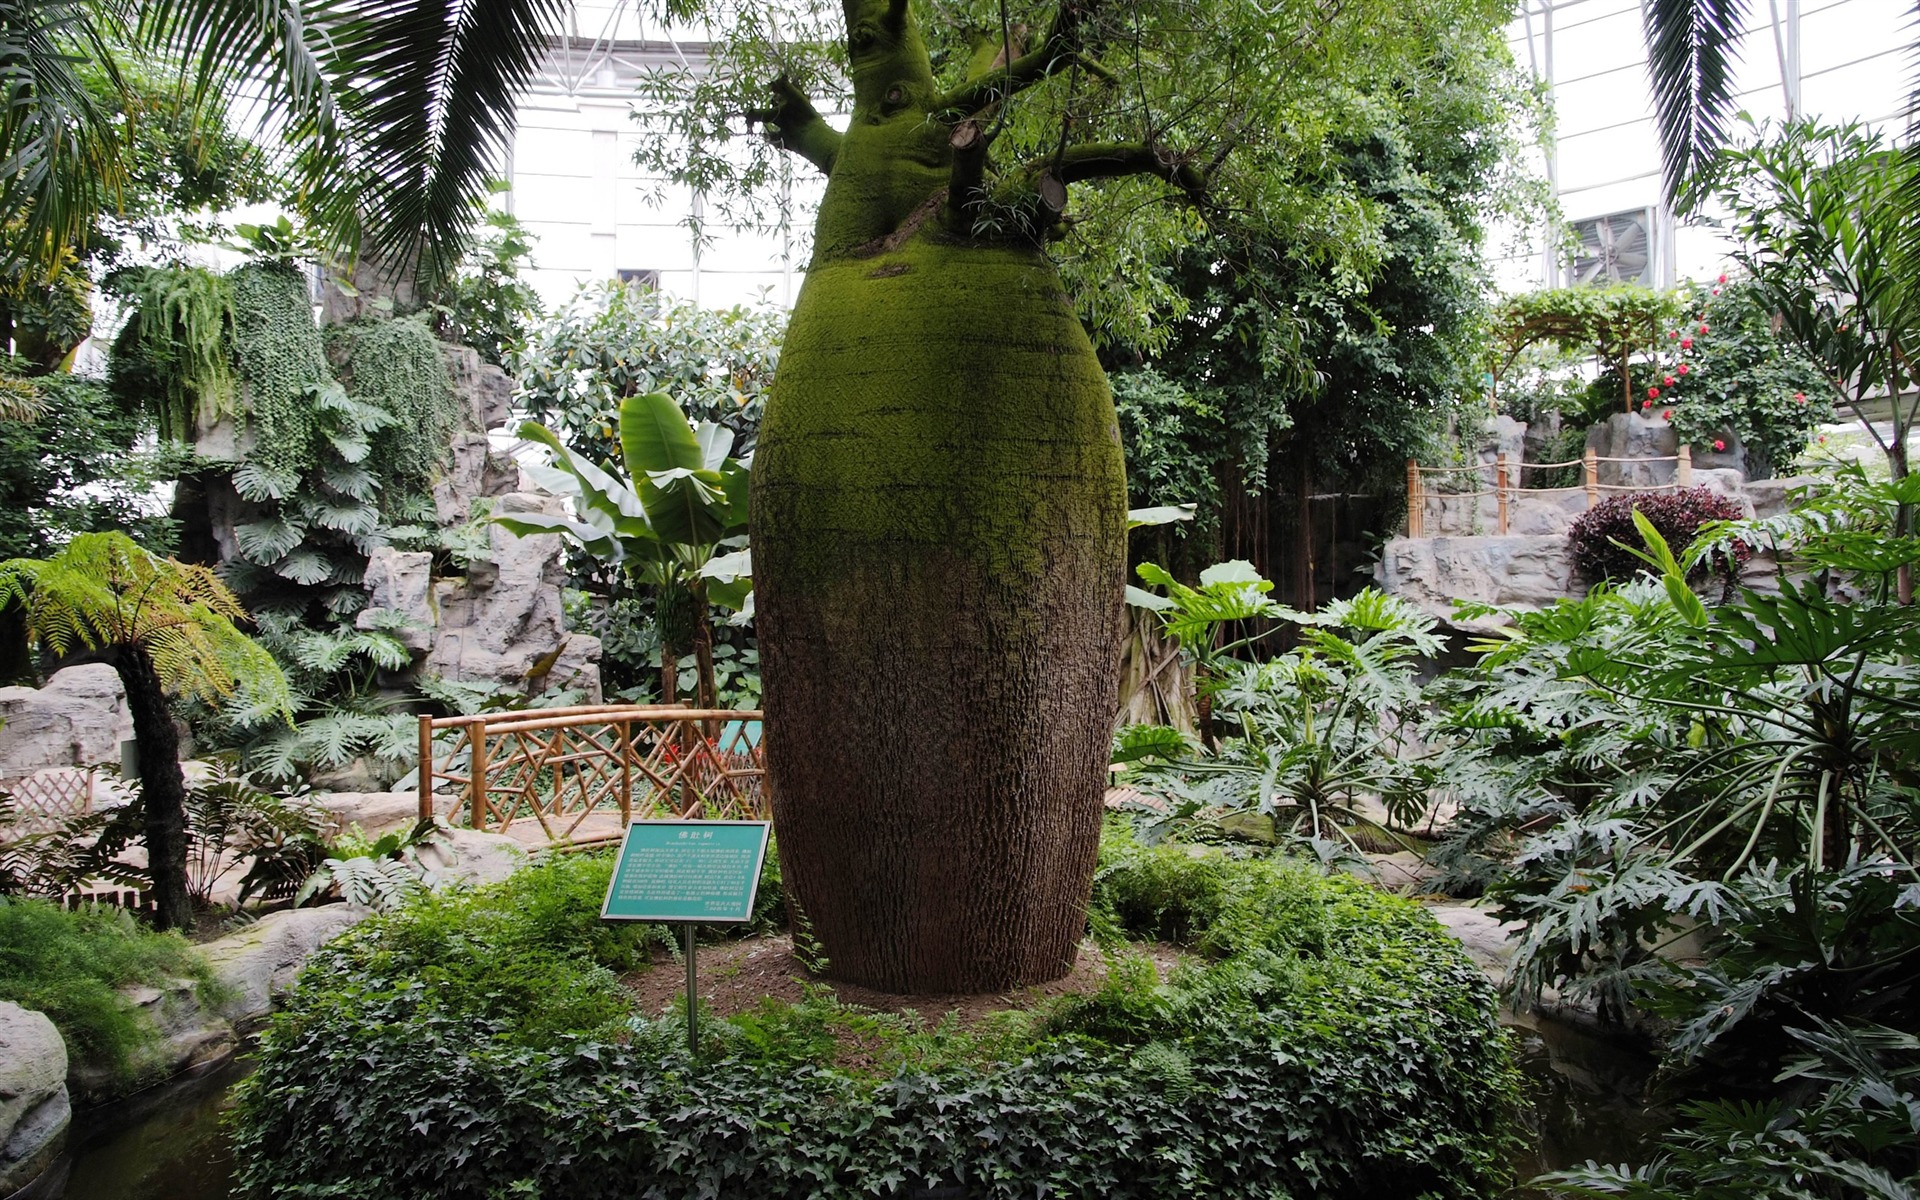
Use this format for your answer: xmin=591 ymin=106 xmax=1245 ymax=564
xmin=233 ymin=833 xmax=1517 ymax=1199
xmin=0 ymin=898 xmax=221 ymax=1082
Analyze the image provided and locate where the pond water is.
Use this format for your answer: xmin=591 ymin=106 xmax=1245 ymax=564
xmin=30 ymin=1014 xmax=1668 ymax=1200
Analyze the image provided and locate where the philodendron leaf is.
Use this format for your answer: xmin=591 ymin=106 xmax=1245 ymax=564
xmin=701 ymin=548 xmax=752 ymax=582
xmin=1198 ymin=559 xmax=1268 ymax=588
xmin=1126 ymin=585 xmax=1177 ymax=610
xmin=1127 ymin=503 xmax=1197 ymax=529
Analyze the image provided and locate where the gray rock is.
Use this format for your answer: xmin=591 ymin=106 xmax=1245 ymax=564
xmin=1424 ymin=902 xmax=1525 ymax=987
xmin=1689 ymin=429 xmax=1746 ymax=476
xmin=307 ymin=756 xmax=387 ymax=794
xmin=440 ymin=344 xmax=514 ymax=433
xmin=316 ymin=790 xmax=425 ymax=837
xmin=418 ymin=827 xmax=528 ymax=887
xmin=1375 ymin=535 xmax=1577 ymax=627
xmin=0 ymin=664 xmax=134 ymax=776
xmin=1745 ymin=475 xmax=1820 ymax=519
xmin=70 ymin=979 xmax=234 ymax=1101
xmin=422 ymin=495 xmax=602 ymax=699
xmin=202 ymin=906 xmax=373 ymax=1024
xmin=1477 ymin=414 xmax=1528 ymax=468
xmin=1506 ymin=490 xmax=1591 ymax=536
xmin=432 ymin=432 xmax=518 ymax=526
xmin=1361 ymin=851 xmax=1440 ymax=893
xmin=1585 ymin=413 xmax=1679 ymax=488
xmin=0 ymin=1003 xmax=69 ymax=1196
xmin=358 ymin=548 xmax=435 ymax=653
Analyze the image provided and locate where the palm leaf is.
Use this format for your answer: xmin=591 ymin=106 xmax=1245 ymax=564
xmin=1642 ymin=0 xmax=1751 ymax=206
xmin=304 ymin=0 xmax=570 ymax=279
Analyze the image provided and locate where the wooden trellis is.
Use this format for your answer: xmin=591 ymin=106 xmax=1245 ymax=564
xmin=419 ymin=705 xmax=768 ymax=849
xmin=0 ymin=768 xmax=96 ymax=837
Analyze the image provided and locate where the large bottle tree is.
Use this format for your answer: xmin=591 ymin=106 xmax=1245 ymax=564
xmin=637 ymin=0 xmax=1524 ymax=992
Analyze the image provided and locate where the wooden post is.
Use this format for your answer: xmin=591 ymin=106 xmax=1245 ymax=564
xmin=1584 ymin=447 xmax=1599 ymax=509
xmin=418 ymin=715 xmax=434 ymax=822
xmin=618 ymin=719 xmax=634 ymax=824
xmin=1676 ymin=444 xmax=1692 ymax=486
xmin=1495 ymin=452 xmax=1510 ymax=535
xmin=1405 ymin=458 xmax=1422 ymax=537
xmin=469 ymin=719 xmax=489 ymax=831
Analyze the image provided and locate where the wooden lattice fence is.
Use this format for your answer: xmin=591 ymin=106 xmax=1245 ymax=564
xmin=419 ymin=705 xmax=767 ymax=849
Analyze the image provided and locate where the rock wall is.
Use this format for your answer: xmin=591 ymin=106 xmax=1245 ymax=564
xmin=0 ymin=1003 xmax=68 ymax=1195
xmin=0 ymin=665 xmax=132 ymax=778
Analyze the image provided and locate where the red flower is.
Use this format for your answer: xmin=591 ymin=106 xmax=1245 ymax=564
xmin=1681 ymin=338 xmax=1693 ymax=350
xmin=1661 ymin=409 xmax=1672 ymax=420
xmin=1699 ymin=323 xmax=1710 ymax=334
xmin=1713 ymin=439 xmax=1727 ymax=452
xmin=1678 ymin=364 xmax=1690 ymax=375
xmin=1717 ymin=273 xmax=1727 ymax=284
xmin=1648 ymin=386 xmax=1661 ymax=399
xmin=1643 ymin=399 xmax=1654 ymax=410
xmin=1668 ymin=330 xmax=1680 ymax=339
xmin=1711 ymin=287 xmax=1722 ymax=296
xmin=1794 ymin=392 xmax=1807 ymax=404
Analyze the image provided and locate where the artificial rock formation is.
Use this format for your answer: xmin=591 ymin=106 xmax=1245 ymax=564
xmin=0 ymin=1002 xmax=68 ymax=1196
xmin=0 ymin=664 xmax=132 ymax=778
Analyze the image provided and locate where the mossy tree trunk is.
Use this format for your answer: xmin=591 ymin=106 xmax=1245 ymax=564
xmin=750 ymin=0 xmax=1190 ymax=993
xmin=109 ymin=644 xmax=192 ymax=931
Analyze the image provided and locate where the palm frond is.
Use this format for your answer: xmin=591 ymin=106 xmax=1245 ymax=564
xmin=0 ymin=0 xmax=126 ymax=275
xmin=1642 ymin=0 xmax=1751 ymax=206
xmin=307 ymin=0 xmax=569 ymax=280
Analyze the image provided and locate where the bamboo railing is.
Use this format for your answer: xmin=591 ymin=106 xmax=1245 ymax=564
xmin=418 ymin=705 xmax=768 ymax=849
xmin=1405 ymin=445 xmax=1693 ymax=537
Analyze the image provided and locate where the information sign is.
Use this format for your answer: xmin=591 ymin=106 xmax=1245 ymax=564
xmin=601 ymin=819 xmax=771 ymax=923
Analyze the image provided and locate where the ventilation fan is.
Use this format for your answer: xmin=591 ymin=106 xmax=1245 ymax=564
xmin=1566 ymin=208 xmax=1655 ymax=287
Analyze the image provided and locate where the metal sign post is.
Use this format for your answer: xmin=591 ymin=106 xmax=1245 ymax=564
xmin=601 ymin=819 xmax=771 ymax=1059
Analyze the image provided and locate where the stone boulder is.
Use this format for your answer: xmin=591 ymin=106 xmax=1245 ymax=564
xmin=1476 ymin=414 xmax=1528 ymax=468
xmin=1690 ymin=428 xmax=1746 ymax=475
xmin=203 ymin=906 xmax=373 ymax=1025
xmin=0 ymin=1003 xmax=68 ymax=1196
xmin=433 ymin=432 xmax=518 ymax=526
xmin=1424 ymin=902 xmax=1524 ymax=987
xmin=1746 ymin=474 xmax=1820 ymax=520
xmin=440 ymin=344 xmax=514 ymax=433
xmin=1374 ymin=535 xmax=1577 ymax=627
xmin=315 ymin=791 xmax=424 ymax=838
xmin=418 ymin=828 xmax=528 ymax=887
xmin=359 ymin=548 xmax=435 ymax=653
xmin=1585 ymin=412 xmax=1679 ymax=488
xmin=0 ymin=664 xmax=133 ymax=776
xmin=423 ymin=493 xmax=602 ymax=699
xmin=68 ymin=980 xmax=235 ymax=1102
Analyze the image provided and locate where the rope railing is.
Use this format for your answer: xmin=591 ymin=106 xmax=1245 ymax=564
xmin=1406 ymin=444 xmax=1693 ymax=536
xmin=418 ymin=705 xmax=769 ymax=850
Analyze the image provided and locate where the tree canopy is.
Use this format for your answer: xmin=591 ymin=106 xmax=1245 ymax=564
xmin=634 ymin=0 xmax=1540 ymax=348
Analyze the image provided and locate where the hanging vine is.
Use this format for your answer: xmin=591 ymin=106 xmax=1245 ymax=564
xmin=229 ymin=263 xmax=331 ymax=494
xmin=109 ymin=267 xmax=236 ymax=442
xmin=327 ymin=315 xmax=459 ymax=504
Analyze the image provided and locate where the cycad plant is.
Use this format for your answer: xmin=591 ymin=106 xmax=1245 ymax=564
xmin=0 ymin=533 xmax=290 ymax=929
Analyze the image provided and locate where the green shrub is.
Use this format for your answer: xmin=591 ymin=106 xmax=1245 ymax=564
xmin=0 ymin=898 xmax=221 ymax=1081
xmin=234 ymin=832 xmax=1518 ymax=1199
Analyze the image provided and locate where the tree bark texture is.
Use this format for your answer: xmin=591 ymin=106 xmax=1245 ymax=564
xmin=752 ymin=0 xmax=1128 ymax=993
xmin=112 ymin=645 xmax=192 ymax=931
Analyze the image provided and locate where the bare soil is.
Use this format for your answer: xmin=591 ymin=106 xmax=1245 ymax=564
xmin=625 ymin=933 xmax=1188 ymax=1030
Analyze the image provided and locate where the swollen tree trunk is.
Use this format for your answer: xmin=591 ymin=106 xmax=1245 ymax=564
xmin=111 ymin=645 xmax=191 ymax=931
xmin=753 ymin=0 xmax=1127 ymax=992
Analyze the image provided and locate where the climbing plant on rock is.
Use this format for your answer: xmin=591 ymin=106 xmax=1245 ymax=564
xmin=327 ymin=315 xmax=459 ymax=508
xmin=109 ymin=266 xmax=237 ymax=442
xmin=229 ymin=262 xmax=333 ymax=495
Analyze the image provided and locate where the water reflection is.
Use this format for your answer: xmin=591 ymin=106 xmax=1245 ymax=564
xmin=51 ymin=1057 xmax=251 ymax=1200
xmin=1506 ymin=1011 xmax=1672 ymax=1194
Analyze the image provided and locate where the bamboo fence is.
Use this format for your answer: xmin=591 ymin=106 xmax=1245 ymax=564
xmin=1404 ymin=445 xmax=1694 ymax=537
xmin=419 ymin=705 xmax=768 ymax=849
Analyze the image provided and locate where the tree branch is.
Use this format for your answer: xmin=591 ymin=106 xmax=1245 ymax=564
xmin=746 ymin=75 xmax=842 ymax=175
xmin=946 ymin=119 xmax=990 ymax=232
xmin=1037 ymin=140 xmax=1210 ymax=198
xmin=934 ymin=0 xmax=1100 ymax=118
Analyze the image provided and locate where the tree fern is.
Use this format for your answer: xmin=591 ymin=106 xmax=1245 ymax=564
xmin=0 ymin=532 xmax=291 ymax=714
